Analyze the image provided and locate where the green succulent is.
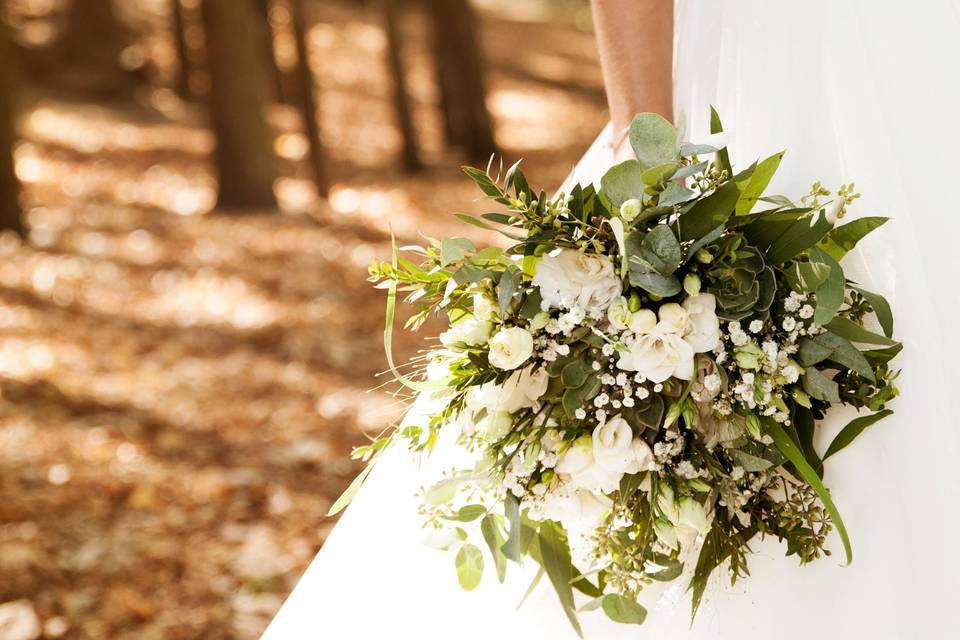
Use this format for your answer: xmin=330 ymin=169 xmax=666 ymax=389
xmin=703 ymin=234 xmax=776 ymax=320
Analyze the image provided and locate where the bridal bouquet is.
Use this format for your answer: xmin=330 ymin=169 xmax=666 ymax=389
xmin=335 ymin=111 xmax=900 ymax=633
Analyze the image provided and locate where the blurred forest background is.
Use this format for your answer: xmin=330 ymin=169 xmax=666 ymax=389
xmin=0 ymin=0 xmax=607 ymax=637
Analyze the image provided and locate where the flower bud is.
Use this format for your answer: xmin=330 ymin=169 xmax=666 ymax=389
xmin=627 ymin=292 xmax=642 ymax=313
xmin=734 ymin=343 xmax=764 ymax=370
xmin=694 ymin=249 xmax=714 ymax=264
xmin=619 ymin=198 xmax=643 ymax=222
xmin=679 ymin=497 xmax=711 ymax=535
xmin=653 ymin=518 xmax=678 ymax=550
xmin=683 ymin=273 xmax=702 ymax=296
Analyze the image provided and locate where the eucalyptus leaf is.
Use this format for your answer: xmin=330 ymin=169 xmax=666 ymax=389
xmin=455 ymin=544 xmax=484 ymax=590
xmin=601 ymin=594 xmax=648 ymax=625
xmin=640 ymin=162 xmax=678 ymax=186
xmin=498 ymin=266 xmax=521 ymax=315
xmin=709 ymin=106 xmax=732 ymax=176
xmin=851 ymin=286 xmax=894 ymax=338
xmin=629 ymin=113 xmax=679 ymax=170
xmin=600 ymin=160 xmax=645 ymax=209
xmin=659 ymin=182 xmax=696 ymax=206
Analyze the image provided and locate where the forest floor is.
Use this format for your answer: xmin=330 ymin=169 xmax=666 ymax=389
xmin=0 ymin=1 xmax=605 ymax=638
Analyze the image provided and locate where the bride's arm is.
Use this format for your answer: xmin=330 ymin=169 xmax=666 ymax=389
xmin=591 ymin=0 xmax=673 ymax=156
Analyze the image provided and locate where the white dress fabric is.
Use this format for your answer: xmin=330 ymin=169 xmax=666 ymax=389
xmin=262 ymin=2 xmax=960 ymax=638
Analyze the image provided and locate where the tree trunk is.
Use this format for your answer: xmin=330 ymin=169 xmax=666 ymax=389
xmin=426 ymin=0 xmax=496 ymax=161
xmin=288 ymin=0 xmax=329 ymax=196
xmin=382 ymin=0 xmax=421 ymax=172
xmin=0 ymin=24 xmax=24 ymax=236
xmin=53 ymin=0 xmax=136 ymax=97
xmin=201 ymin=0 xmax=278 ymax=210
xmin=255 ymin=0 xmax=289 ymax=104
xmin=171 ymin=0 xmax=193 ymax=99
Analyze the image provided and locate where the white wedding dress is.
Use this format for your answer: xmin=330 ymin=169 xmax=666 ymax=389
xmin=263 ymin=2 xmax=960 ymax=638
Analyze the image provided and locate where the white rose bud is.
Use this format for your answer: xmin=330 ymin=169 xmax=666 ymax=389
xmin=683 ymin=273 xmax=702 ymax=296
xmin=823 ymin=198 xmax=844 ymax=225
xmin=607 ymin=296 xmax=631 ymax=331
xmin=657 ymin=302 xmax=690 ymax=334
xmin=592 ymin=415 xmax=634 ymax=472
xmin=619 ymin=198 xmax=643 ymax=222
xmin=654 ymin=518 xmax=678 ymax=550
xmin=679 ymin=497 xmax=711 ymax=535
xmin=488 ymin=327 xmax=534 ymax=370
xmin=529 ymin=310 xmax=551 ymax=332
xmin=628 ymin=308 xmax=657 ymax=335
xmin=472 ymin=292 xmax=496 ymax=321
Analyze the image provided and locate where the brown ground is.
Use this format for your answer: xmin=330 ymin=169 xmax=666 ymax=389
xmin=0 ymin=1 xmax=606 ymax=638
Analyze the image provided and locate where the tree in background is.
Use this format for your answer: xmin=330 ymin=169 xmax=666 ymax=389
xmin=201 ymin=0 xmax=278 ymax=210
xmin=51 ymin=0 xmax=137 ymax=96
xmin=425 ymin=0 xmax=496 ymax=161
xmin=170 ymin=0 xmax=193 ymax=99
xmin=288 ymin=0 xmax=329 ymax=196
xmin=382 ymin=0 xmax=421 ymax=171
xmin=0 ymin=20 xmax=23 ymax=236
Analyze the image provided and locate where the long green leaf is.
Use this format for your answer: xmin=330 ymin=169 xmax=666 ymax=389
xmin=516 ymin=566 xmax=545 ymax=610
xmin=765 ymin=421 xmax=852 ymax=565
xmin=818 ymin=216 xmax=889 ymax=261
xmin=709 ymin=106 xmax=732 ymax=176
xmin=823 ymin=409 xmax=893 ymax=460
xmin=811 ymin=247 xmax=844 ymax=325
xmin=326 ymin=463 xmax=373 ymax=516
xmin=481 ymin=514 xmax=508 ymax=582
xmin=539 ymin=521 xmax=583 ymax=637
xmin=766 ymin=212 xmax=834 ymax=264
xmin=384 ymin=231 xmax=451 ymax=392
xmin=675 ymin=181 xmax=739 ymax=242
xmin=852 ymin=286 xmax=894 ymax=338
xmin=825 ymin=317 xmax=899 ymax=346
xmin=735 ymin=152 xmax=783 ymax=215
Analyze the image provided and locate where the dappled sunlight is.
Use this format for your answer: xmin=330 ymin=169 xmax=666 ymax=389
xmin=0 ymin=0 xmax=605 ymax=637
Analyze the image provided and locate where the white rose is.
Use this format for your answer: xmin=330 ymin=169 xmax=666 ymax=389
xmin=617 ymin=328 xmax=695 ymax=383
xmin=555 ymin=435 xmax=622 ymax=493
xmin=656 ymin=302 xmax=689 ymax=334
xmin=623 ymin=438 xmax=655 ymax=474
xmin=469 ymin=365 xmax=548 ymax=414
xmin=488 ymin=327 xmax=533 ymax=370
xmin=681 ymin=293 xmax=721 ymax=353
xmin=628 ymin=308 xmax=657 ymax=335
xmin=440 ymin=317 xmax=492 ymax=348
xmin=592 ymin=415 xmax=634 ymax=472
xmin=606 ymin=296 xmax=630 ymax=331
xmin=476 ymin=410 xmax=513 ymax=442
xmin=532 ymin=249 xmax=622 ymax=312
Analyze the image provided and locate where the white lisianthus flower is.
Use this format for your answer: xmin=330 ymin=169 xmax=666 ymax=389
xmin=488 ymin=327 xmax=533 ymax=370
xmin=617 ymin=328 xmax=695 ymax=383
xmin=532 ymin=249 xmax=622 ymax=312
xmin=539 ymin=486 xmax=612 ymax=534
xmin=623 ymin=438 xmax=655 ymax=474
xmin=472 ymin=292 xmax=496 ymax=321
xmin=607 ymin=296 xmax=631 ymax=331
xmin=592 ymin=415 xmax=634 ymax=472
xmin=476 ymin=410 xmax=513 ymax=442
xmin=469 ymin=366 xmax=548 ymax=414
xmin=628 ymin=308 xmax=657 ymax=335
xmin=555 ymin=435 xmax=623 ymax=493
xmin=657 ymin=302 xmax=690 ymax=334
xmin=681 ymin=293 xmax=721 ymax=353
xmin=439 ymin=317 xmax=492 ymax=348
